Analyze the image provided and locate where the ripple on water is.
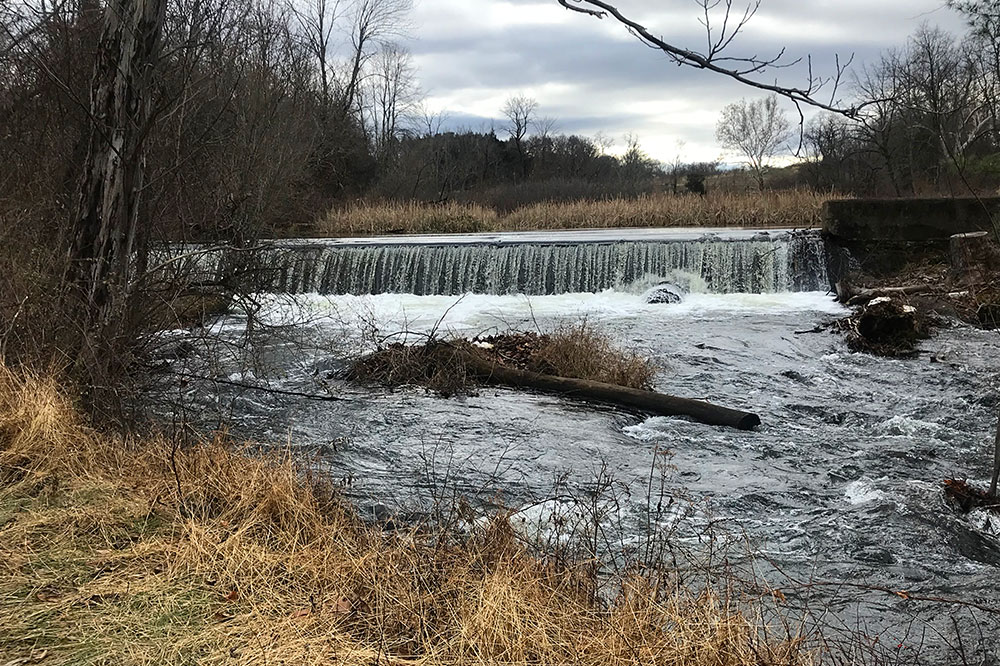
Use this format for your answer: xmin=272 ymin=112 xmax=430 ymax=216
xmin=154 ymin=290 xmax=1000 ymax=659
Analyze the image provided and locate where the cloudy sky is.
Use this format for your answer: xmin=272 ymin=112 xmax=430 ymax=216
xmin=402 ymin=0 xmax=967 ymax=163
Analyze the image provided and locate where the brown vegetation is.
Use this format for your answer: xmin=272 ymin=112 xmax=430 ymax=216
xmin=529 ymin=324 xmax=657 ymax=388
xmin=944 ymin=479 xmax=1000 ymax=514
xmin=315 ymin=190 xmax=828 ymax=237
xmin=348 ymin=326 xmax=656 ymax=395
xmin=0 ymin=364 xmax=811 ymax=665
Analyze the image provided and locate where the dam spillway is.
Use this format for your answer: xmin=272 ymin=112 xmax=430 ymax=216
xmin=204 ymin=227 xmax=830 ymax=296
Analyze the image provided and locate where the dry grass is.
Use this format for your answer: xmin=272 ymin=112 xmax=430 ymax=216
xmin=0 ymin=364 xmax=813 ymax=665
xmin=533 ymin=323 xmax=655 ymax=389
xmin=348 ymin=326 xmax=656 ymax=395
xmin=347 ymin=339 xmax=479 ymax=396
xmin=314 ymin=190 xmax=832 ymax=237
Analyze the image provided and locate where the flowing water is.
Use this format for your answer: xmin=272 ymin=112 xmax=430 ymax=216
xmin=155 ymin=230 xmax=1000 ymax=660
xmin=192 ymin=227 xmax=829 ymax=294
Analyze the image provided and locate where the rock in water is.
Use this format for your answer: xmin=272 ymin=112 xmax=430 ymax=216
xmin=645 ymin=282 xmax=685 ymax=304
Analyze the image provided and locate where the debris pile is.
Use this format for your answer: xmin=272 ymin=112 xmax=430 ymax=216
xmin=944 ymin=479 xmax=995 ymax=513
xmin=835 ymin=297 xmax=934 ymax=357
xmin=347 ymin=329 xmax=654 ymax=395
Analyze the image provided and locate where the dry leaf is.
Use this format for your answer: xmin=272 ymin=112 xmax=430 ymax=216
xmin=223 ymin=589 xmax=239 ymax=602
xmin=34 ymin=590 xmax=59 ymax=603
xmin=290 ymin=608 xmax=311 ymax=619
xmin=334 ymin=598 xmax=352 ymax=615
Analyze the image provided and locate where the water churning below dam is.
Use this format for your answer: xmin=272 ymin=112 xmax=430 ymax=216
xmin=153 ymin=227 xmax=999 ymax=661
xmin=201 ymin=227 xmax=829 ymax=295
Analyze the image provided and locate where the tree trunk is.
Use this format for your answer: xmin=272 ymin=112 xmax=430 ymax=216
xmin=751 ymin=162 xmax=765 ymax=192
xmin=950 ymin=231 xmax=996 ymax=286
xmin=66 ymin=0 xmax=166 ymax=360
xmin=990 ymin=409 xmax=1000 ymax=498
xmin=460 ymin=351 xmax=761 ymax=430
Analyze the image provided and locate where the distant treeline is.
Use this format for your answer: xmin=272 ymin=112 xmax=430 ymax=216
xmin=372 ymin=131 xmax=726 ymax=212
xmin=3 ymin=0 xmax=1000 ymax=250
xmin=802 ymin=19 xmax=1000 ymax=197
xmin=0 ymin=0 xmax=717 ymax=244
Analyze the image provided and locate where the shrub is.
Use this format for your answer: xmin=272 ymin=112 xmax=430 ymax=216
xmin=347 ymin=326 xmax=655 ymax=394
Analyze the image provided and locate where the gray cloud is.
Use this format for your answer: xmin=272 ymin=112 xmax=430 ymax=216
xmin=406 ymin=0 xmax=969 ymax=162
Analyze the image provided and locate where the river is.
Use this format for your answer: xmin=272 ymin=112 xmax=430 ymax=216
xmin=153 ymin=231 xmax=1000 ymax=661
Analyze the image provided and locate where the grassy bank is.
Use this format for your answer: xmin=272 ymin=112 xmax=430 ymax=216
xmin=0 ymin=365 xmax=814 ymax=665
xmin=314 ymin=190 xmax=831 ymax=237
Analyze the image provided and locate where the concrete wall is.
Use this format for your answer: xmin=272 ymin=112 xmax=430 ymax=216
xmin=823 ymin=197 xmax=999 ymax=277
xmin=825 ymin=198 xmax=998 ymax=243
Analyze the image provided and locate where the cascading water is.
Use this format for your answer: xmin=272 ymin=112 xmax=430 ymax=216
xmin=195 ymin=229 xmax=829 ymax=295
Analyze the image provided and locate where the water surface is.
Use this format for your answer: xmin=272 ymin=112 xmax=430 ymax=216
xmin=157 ymin=289 xmax=1000 ymax=660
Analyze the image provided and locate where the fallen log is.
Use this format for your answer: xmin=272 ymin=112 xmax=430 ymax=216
xmin=841 ymin=283 xmax=938 ymax=306
xmin=459 ymin=350 xmax=761 ymax=430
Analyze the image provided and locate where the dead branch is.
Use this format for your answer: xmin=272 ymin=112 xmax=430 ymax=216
xmin=555 ymin=0 xmax=863 ymax=118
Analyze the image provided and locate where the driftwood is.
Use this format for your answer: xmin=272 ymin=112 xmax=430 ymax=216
xmin=839 ymin=282 xmax=947 ymax=306
xmin=459 ymin=350 xmax=761 ymax=430
xmin=836 ymin=231 xmax=996 ymax=307
xmin=836 ymin=281 xmax=971 ymax=306
xmin=944 ymin=479 xmax=999 ymax=513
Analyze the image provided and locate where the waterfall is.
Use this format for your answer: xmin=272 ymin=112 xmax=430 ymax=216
xmin=189 ymin=230 xmax=829 ymax=296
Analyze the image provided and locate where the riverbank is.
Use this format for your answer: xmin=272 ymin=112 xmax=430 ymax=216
xmin=0 ymin=364 xmax=813 ymax=665
xmin=308 ymin=190 xmax=828 ymax=237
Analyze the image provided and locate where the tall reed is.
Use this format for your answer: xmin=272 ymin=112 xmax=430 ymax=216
xmin=315 ymin=190 xmax=832 ymax=237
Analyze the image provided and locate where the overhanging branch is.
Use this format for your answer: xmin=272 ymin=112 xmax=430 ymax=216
xmin=556 ymin=0 xmax=866 ymax=118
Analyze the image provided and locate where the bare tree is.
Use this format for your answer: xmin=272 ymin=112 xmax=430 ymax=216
xmin=290 ymin=0 xmax=343 ymax=111
xmin=619 ymin=133 xmax=661 ymax=189
xmin=667 ymin=140 xmax=686 ymax=195
xmin=716 ymin=95 xmax=791 ymax=190
xmin=852 ymin=53 xmax=911 ymax=196
xmin=554 ymin=0 xmax=860 ymax=119
xmin=502 ymin=94 xmax=538 ymax=144
xmin=592 ymin=130 xmax=613 ymax=155
xmin=502 ymin=94 xmax=538 ymax=179
xmin=895 ymin=26 xmax=990 ymax=190
xmin=363 ymin=42 xmax=419 ymax=160
xmin=415 ymin=102 xmax=449 ymax=137
xmin=341 ymin=0 xmax=412 ymax=117
xmin=67 ymin=0 xmax=168 ymax=385
xmin=801 ymin=113 xmax=869 ymax=192
xmin=532 ymin=115 xmax=559 ymax=140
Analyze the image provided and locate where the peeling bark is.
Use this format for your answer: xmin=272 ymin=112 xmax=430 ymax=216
xmin=67 ymin=0 xmax=166 ymax=345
